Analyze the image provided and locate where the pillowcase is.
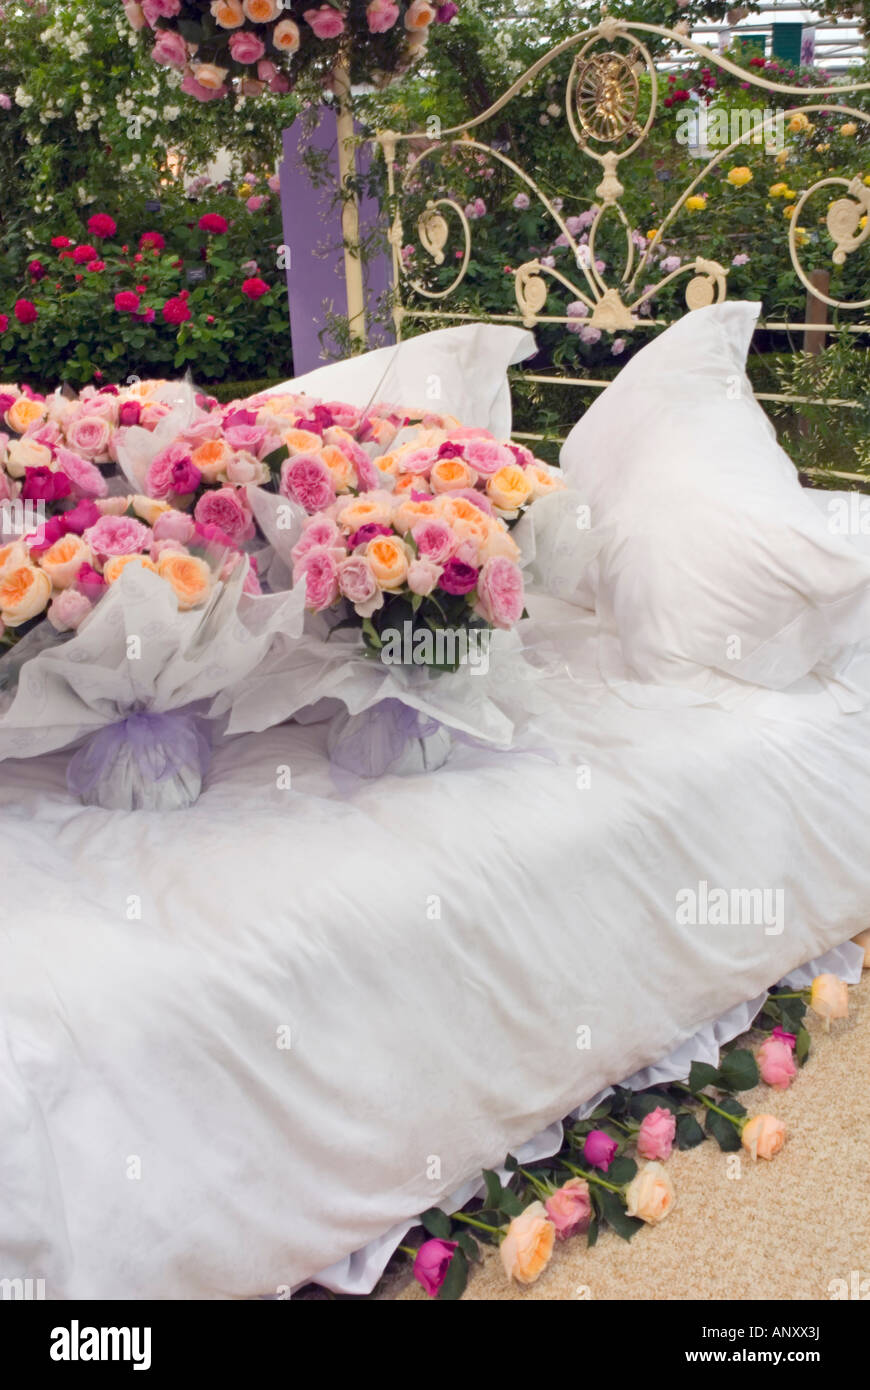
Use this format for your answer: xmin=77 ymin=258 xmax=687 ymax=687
xmin=264 ymin=324 xmax=537 ymax=439
xmin=560 ymin=301 xmax=870 ymax=695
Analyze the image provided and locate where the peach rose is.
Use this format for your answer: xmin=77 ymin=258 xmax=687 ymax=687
xmin=338 ymin=494 xmax=394 ymax=532
xmin=851 ymin=928 xmax=870 ymax=968
xmin=103 ymin=553 xmax=158 ymax=584
xmin=272 ymin=17 xmax=301 ymax=50
xmin=366 ymin=535 xmax=410 ymax=590
xmin=478 ymin=522 xmax=521 ymax=563
xmin=405 ymin=0 xmax=436 ymax=31
xmin=499 ymin=1202 xmax=555 ymax=1285
xmin=321 ymin=444 xmax=355 ymax=491
xmin=243 ymin=0 xmax=280 ymax=19
xmin=5 ymin=397 xmax=47 ymax=435
xmin=625 ymin=1162 xmax=675 ymax=1224
xmin=191 ymin=63 xmax=229 ymax=91
xmin=0 ymin=564 xmax=52 ymax=626
xmin=526 ymin=462 xmax=567 ymax=499
xmin=429 ymin=457 xmax=477 ymax=494
xmin=39 ymin=534 xmax=92 ymax=590
xmin=130 ymin=495 xmax=174 ymax=526
xmin=392 ymin=497 xmax=439 ymax=534
xmin=191 ymin=438 xmax=234 ymax=483
xmin=741 ymin=1114 xmax=786 ymax=1161
xmin=283 ymin=428 xmax=325 ymax=455
xmin=210 ymin=0 xmax=245 ymax=26
xmin=486 ymin=463 xmax=533 ymax=513
xmin=156 ymin=550 xmax=213 ymax=609
xmin=0 ymin=541 xmax=27 ymax=579
xmin=809 ymin=973 xmax=849 ymax=1027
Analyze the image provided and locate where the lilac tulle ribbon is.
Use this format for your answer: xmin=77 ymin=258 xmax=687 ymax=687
xmin=328 ymin=698 xmax=445 ymax=780
xmin=66 ymin=709 xmax=212 ymax=808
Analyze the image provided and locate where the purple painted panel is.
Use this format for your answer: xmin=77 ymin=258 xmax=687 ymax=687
xmin=280 ymin=109 xmax=394 ymax=376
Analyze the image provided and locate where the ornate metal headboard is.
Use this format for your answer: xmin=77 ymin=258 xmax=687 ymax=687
xmin=368 ymin=17 xmax=870 ymax=462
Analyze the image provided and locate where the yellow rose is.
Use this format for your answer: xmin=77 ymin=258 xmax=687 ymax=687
xmin=727 ymin=166 xmax=753 ymax=187
xmin=809 ymin=972 xmax=849 ymax=1026
xmin=5 ymin=436 xmax=53 ymax=477
xmin=486 ymin=463 xmax=533 ymax=513
xmin=815 ymin=143 xmax=830 ymax=154
xmin=39 ymin=534 xmax=92 ymax=590
xmin=499 ymin=1202 xmax=555 ymax=1286
xmin=775 ymin=147 xmax=790 ymax=166
xmin=5 ymin=396 xmax=47 ymax=434
xmin=861 ymin=215 xmax=868 ymax=230
xmin=365 ymin=535 xmax=410 ymax=591
xmin=788 ymin=112 xmax=810 ymax=134
xmin=237 ymin=183 xmax=253 ymax=198
xmin=768 ymin=182 xmax=788 ymax=197
xmin=840 ymin=122 xmax=858 ymax=137
xmin=783 ymin=188 xmax=797 ymax=198
xmin=741 ymin=1114 xmax=786 ymax=1161
xmin=103 ymin=553 xmax=158 ymax=585
xmin=783 ymin=204 xmax=796 ymax=220
xmin=338 ymin=495 xmax=394 ymax=533
xmin=130 ymin=495 xmax=172 ymax=526
xmin=209 ymin=0 xmax=244 ymax=26
xmin=645 ymin=228 xmax=658 ymax=240
xmin=685 ymin=195 xmax=707 ymax=212
xmin=794 ymin=226 xmax=809 ymax=246
xmin=625 ymin=1162 xmax=675 ymax=1224
xmin=0 ymin=564 xmax=52 ymax=627
xmin=243 ymin=0 xmax=280 ymax=19
xmin=156 ymin=551 xmax=213 ymax=609
xmin=191 ymin=63 xmax=228 ymax=91
xmin=864 ymin=173 xmax=870 ymax=186
xmin=429 ymin=456 xmax=476 ymax=494
xmin=272 ymin=18 xmax=301 ymax=51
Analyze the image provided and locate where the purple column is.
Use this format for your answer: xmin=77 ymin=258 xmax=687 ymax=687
xmin=280 ymin=108 xmax=394 ymax=375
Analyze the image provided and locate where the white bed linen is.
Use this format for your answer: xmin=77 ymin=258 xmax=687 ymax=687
xmin=2 ymin=605 xmax=869 ymax=1299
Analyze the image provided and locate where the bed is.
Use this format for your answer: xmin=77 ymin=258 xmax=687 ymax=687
xmin=2 ymin=580 xmax=869 ymax=1298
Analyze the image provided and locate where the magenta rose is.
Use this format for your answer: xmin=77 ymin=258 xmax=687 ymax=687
xmin=439 ymin=558 xmax=479 ymax=596
xmin=583 ymin=1129 xmax=617 ymax=1172
xmin=229 ymin=30 xmax=266 ymax=63
xmin=193 ymin=487 xmax=254 ymax=544
xmin=118 ymin=399 xmax=142 ymax=427
xmin=348 ymin=522 xmax=393 ymax=549
xmin=145 ymin=442 xmax=197 ymax=499
xmin=60 ymin=498 xmax=101 ymax=534
xmin=22 ymin=467 xmax=71 ymax=502
xmin=84 ymin=514 xmax=151 ymax=559
xmin=280 ymin=454 xmax=336 ymax=513
xmin=295 ymin=547 xmax=340 ymax=612
xmin=545 ymin=1179 xmax=592 ymax=1240
xmin=74 ymin=563 xmax=107 ymax=601
xmin=412 ymin=1239 xmax=458 ymax=1298
xmin=27 ymin=517 xmax=67 ymax=553
xmin=476 ymin=556 xmax=524 ymax=629
xmin=507 ymin=442 xmax=536 ymax=469
xmin=54 ymin=447 xmax=108 ymax=499
xmin=411 ymin=519 xmax=455 ymax=565
xmin=637 ymin=1106 xmax=677 ymax=1162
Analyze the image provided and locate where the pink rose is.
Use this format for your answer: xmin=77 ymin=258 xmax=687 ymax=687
xmin=152 ymin=30 xmax=188 ymax=67
xmin=367 ymin=0 xmax=400 ymax=32
xmin=291 ymin=517 xmax=343 ymax=563
xmin=338 ymin=555 xmax=382 ymax=615
xmin=145 ymin=442 xmax=196 ymax=499
xmin=54 ymin=447 xmax=109 ymax=499
xmin=304 ymin=5 xmax=345 ymax=39
xmin=141 ymin=0 xmax=181 ymax=23
xmin=229 ymin=30 xmax=265 ymax=64
xmin=544 ymin=1179 xmax=592 ymax=1240
xmin=411 ymin=519 xmax=454 ymax=565
xmin=123 ymin=1 xmax=147 ymax=30
xmin=193 ymin=487 xmax=254 ymax=544
xmin=47 ymin=589 xmax=93 ymax=632
xmin=152 ymin=510 xmax=196 ymax=546
xmin=83 ymin=514 xmax=151 ymax=559
xmin=66 ymin=414 xmax=113 ymax=462
xmin=475 ymin=555 xmax=524 ymax=629
xmin=180 ymin=69 xmax=228 ymax=102
xmin=295 ymin=547 xmax=340 ymax=611
xmin=280 ymin=454 xmax=336 ymax=513
xmin=399 ymin=446 xmax=438 ymax=477
xmin=637 ymin=1106 xmax=677 ymax=1162
xmin=406 ymin=557 xmax=441 ymax=596
xmin=758 ymin=1036 xmax=798 ymax=1091
xmin=462 ymin=438 xmax=515 ymax=478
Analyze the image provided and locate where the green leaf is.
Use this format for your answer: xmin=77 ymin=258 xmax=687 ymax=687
xmin=587 ymin=1216 xmax=599 ymax=1248
xmin=436 ymin=1245 xmax=468 ymax=1301
xmin=482 ymin=1169 xmax=502 ymax=1210
xmin=704 ymin=1106 xmax=743 ymax=1152
xmin=605 ymin=1156 xmax=637 ymax=1186
xmin=718 ymin=1048 xmax=759 ymax=1093
xmin=361 ymin=617 xmax=382 ymax=649
xmin=499 ymin=1187 xmax=524 ymax=1219
xmin=628 ymin=1090 xmax=680 ymax=1119
xmin=676 ymin=1113 xmax=706 ymax=1150
xmin=597 ymin=1189 xmax=643 ymax=1242
xmin=688 ymin=1060 xmax=721 ymax=1093
xmin=795 ymin=1026 xmax=811 ymax=1066
xmin=420 ymin=1207 xmax=452 ymax=1240
xmin=503 ymin=1153 xmax=518 ymax=1173
xmin=456 ymin=1230 xmax=480 ymax=1263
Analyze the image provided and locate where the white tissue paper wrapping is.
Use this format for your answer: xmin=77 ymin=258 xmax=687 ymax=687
xmin=0 ymin=562 xmax=306 ymax=810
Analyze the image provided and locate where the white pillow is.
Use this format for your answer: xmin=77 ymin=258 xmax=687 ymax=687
xmin=264 ymin=324 xmax=537 ymax=439
xmin=561 ymin=301 xmax=870 ymax=694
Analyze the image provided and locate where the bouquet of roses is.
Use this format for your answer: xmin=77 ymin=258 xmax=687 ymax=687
xmin=125 ymin=1 xmax=460 ymax=103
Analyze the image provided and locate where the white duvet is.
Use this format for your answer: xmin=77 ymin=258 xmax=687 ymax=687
xmin=2 ymin=594 xmax=870 ymax=1299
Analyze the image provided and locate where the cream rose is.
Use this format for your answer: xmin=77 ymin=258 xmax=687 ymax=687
xmin=272 ymin=17 xmax=301 ymax=50
xmin=130 ymin=494 xmax=174 ymax=526
xmin=338 ymin=494 xmax=395 ymax=533
xmin=625 ymin=1162 xmax=675 ymax=1224
xmin=5 ymin=436 xmax=54 ymax=477
xmin=809 ymin=973 xmax=849 ymax=1026
xmin=0 ymin=563 xmax=52 ymax=626
xmin=39 ymin=534 xmax=92 ymax=590
xmin=191 ymin=63 xmax=229 ymax=91
xmin=499 ymin=1202 xmax=556 ymax=1285
xmin=741 ymin=1114 xmax=786 ymax=1161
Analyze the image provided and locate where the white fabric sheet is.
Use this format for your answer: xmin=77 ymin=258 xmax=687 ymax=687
xmin=1 ymin=604 xmax=869 ymax=1299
